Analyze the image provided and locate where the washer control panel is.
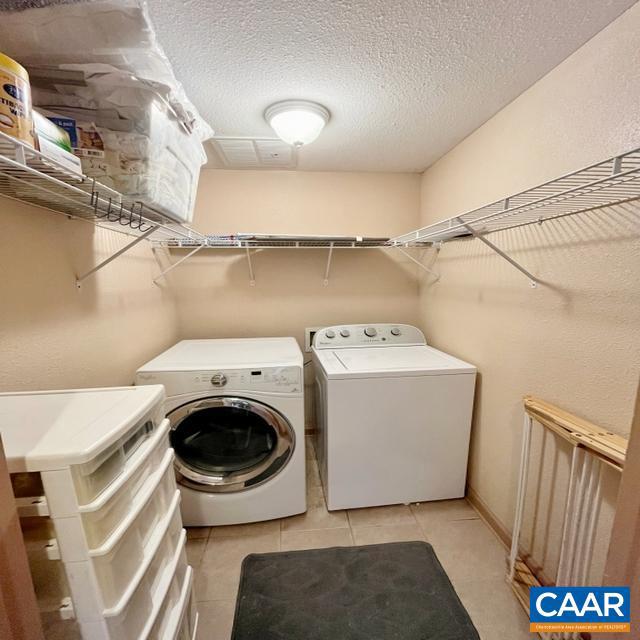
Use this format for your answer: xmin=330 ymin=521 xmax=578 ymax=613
xmin=190 ymin=366 xmax=302 ymax=393
xmin=313 ymin=324 xmax=426 ymax=349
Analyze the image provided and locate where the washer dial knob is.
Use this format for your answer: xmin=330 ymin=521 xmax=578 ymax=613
xmin=325 ymin=329 xmax=336 ymax=339
xmin=364 ymin=327 xmax=377 ymax=337
xmin=390 ymin=327 xmax=401 ymax=336
xmin=210 ymin=373 xmax=227 ymax=387
xmin=340 ymin=329 xmax=351 ymax=338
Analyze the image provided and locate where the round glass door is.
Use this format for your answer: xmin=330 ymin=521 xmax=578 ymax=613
xmin=168 ymin=397 xmax=295 ymax=493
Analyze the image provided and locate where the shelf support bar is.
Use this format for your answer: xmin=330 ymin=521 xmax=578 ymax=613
xmin=153 ymin=244 xmax=204 ymax=284
xmin=15 ymin=143 xmax=26 ymax=166
xmin=76 ymin=225 xmax=158 ymax=288
xmin=246 ymin=247 xmax=256 ymax=286
xmin=323 ymin=243 xmax=334 ymax=286
xmin=456 ymin=218 xmax=539 ymax=287
xmin=612 ymin=156 xmax=623 ymax=175
xmin=395 ymin=247 xmax=440 ymax=281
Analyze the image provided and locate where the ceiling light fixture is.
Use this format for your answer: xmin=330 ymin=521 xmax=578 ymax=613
xmin=264 ymin=100 xmax=330 ymax=147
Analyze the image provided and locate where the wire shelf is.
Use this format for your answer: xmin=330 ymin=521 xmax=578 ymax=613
xmin=160 ymin=234 xmax=391 ymax=249
xmin=391 ymin=148 xmax=640 ymax=245
xmin=4 ymin=127 xmax=638 ymax=288
xmin=0 ymin=131 xmax=204 ymax=244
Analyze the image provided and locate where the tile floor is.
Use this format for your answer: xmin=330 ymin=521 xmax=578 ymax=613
xmin=190 ymin=438 xmax=531 ymax=640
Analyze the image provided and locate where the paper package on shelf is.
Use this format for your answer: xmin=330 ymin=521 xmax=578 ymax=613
xmin=32 ymin=70 xmax=206 ymax=223
xmin=0 ymin=1 xmax=212 ymax=141
xmin=0 ymin=0 xmax=213 ymax=224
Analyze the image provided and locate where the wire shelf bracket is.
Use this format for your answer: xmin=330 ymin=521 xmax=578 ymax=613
xmin=392 ymin=246 xmax=441 ymax=282
xmin=323 ymin=243 xmax=334 ymax=286
xmin=153 ymin=244 xmax=205 ymax=285
xmin=245 ymin=247 xmax=256 ymax=286
xmin=455 ymin=217 xmax=539 ymax=287
xmin=76 ymin=225 xmax=158 ymax=288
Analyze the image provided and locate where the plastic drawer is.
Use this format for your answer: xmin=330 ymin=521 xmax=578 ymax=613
xmin=92 ymin=488 xmax=181 ymax=610
xmin=174 ymin=586 xmax=195 ymax=640
xmin=148 ymin=562 xmax=193 ymax=639
xmin=71 ymin=417 xmax=164 ymax=505
xmin=105 ymin=524 xmax=187 ymax=640
xmin=148 ymin=577 xmax=181 ymax=640
xmin=146 ymin=521 xmax=182 ymax=597
xmin=80 ymin=429 xmax=173 ymax=549
xmin=137 ymin=467 xmax=177 ymax=548
xmin=185 ymin=579 xmax=198 ymax=640
xmin=104 ymin=583 xmax=153 ymax=640
xmin=173 ymin=585 xmax=198 ymax=640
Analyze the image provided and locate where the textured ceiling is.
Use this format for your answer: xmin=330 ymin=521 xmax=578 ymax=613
xmin=146 ymin=0 xmax=635 ymax=172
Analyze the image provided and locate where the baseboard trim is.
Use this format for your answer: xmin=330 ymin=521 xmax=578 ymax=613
xmin=466 ymin=484 xmax=512 ymax=549
xmin=466 ymin=484 xmax=554 ymax=587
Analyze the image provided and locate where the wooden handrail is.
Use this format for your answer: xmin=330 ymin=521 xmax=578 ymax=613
xmin=524 ymin=396 xmax=628 ymax=470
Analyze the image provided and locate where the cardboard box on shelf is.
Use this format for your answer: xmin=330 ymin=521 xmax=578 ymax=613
xmin=33 ymin=110 xmax=82 ymax=176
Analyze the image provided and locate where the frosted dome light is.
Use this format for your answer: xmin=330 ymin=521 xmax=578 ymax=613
xmin=264 ymin=100 xmax=330 ymax=147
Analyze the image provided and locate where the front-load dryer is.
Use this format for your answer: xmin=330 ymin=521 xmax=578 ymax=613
xmin=136 ymin=338 xmax=306 ymax=526
xmin=313 ymin=324 xmax=476 ymax=511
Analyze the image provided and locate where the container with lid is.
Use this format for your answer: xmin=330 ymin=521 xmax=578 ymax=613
xmin=0 ymin=52 xmax=34 ymax=147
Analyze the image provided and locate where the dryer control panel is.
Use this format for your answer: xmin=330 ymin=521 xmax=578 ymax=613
xmin=194 ymin=366 xmax=301 ymax=392
xmin=137 ymin=366 xmax=302 ymax=395
xmin=313 ymin=324 xmax=426 ymax=349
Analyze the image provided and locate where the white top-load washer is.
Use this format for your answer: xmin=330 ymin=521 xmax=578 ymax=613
xmin=135 ymin=338 xmax=306 ymax=526
xmin=312 ymin=324 xmax=476 ymax=511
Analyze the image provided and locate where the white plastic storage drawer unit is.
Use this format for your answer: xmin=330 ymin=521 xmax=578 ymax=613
xmin=0 ymin=385 xmax=198 ymax=640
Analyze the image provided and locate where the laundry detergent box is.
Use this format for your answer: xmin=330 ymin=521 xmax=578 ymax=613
xmin=33 ymin=109 xmax=72 ymax=150
xmin=33 ymin=110 xmax=82 ymax=176
xmin=44 ymin=113 xmax=78 ymax=148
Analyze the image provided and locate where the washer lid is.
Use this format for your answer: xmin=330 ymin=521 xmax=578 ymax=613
xmin=316 ymin=345 xmax=476 ymax=379
xmin=137 ymin=338 xmax=302 ymax=372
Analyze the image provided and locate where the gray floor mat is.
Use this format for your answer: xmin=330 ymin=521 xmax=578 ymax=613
xmin=231 ymin=541 xmax=481 ymax=639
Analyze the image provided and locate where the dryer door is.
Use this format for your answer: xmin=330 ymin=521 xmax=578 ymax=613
xmin=168 ymin=397 xmax=295 ymax=493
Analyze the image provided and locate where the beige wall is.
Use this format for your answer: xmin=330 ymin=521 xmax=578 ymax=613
xmin=417 ymin=3 xmax=640 ymax=581
xmin=165 ymin=170 xmax=422 ymax=425
xmin=0 ymin=170 xmax=421 ymax=423
xmin=0 ymin=199 xmax=179 ymax=391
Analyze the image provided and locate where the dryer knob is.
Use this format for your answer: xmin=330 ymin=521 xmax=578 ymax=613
xmin=325 ymin=329 xmax=336 ymax=339
xmin=340 ymin=329 xmax=350 ymax=338
xmin=364 ymin=327 xmax=377 ymax=337
xmin=390 ymin=327 xmax=401 ymax=336
xmin=210 ymin=373 xmax=228 ymax=387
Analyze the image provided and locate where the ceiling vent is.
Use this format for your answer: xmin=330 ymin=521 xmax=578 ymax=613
xmin=211 ymin=137 xmax=297 ymax=169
